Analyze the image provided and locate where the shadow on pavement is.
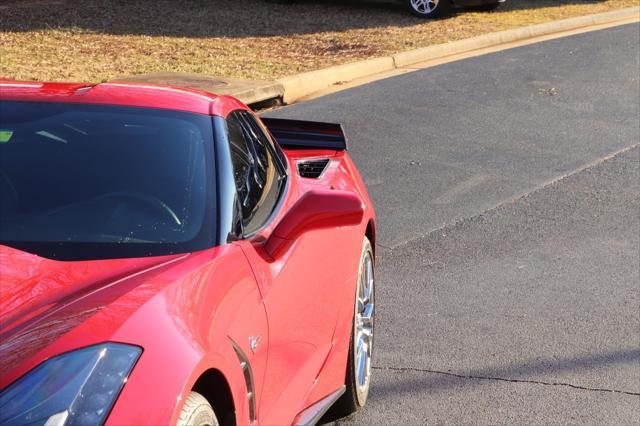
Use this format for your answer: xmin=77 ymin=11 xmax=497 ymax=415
xmin=372 ymin=347 xmax=640 ymax=397
xmin=320 ymin=348 xmax=640 ymax=423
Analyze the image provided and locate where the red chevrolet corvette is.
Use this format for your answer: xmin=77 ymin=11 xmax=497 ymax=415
xmin=0 ymin=81 xmax=376 ymax=425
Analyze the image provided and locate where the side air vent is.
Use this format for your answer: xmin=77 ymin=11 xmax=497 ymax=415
xmin=297 ymin=158 xmax=330 ymax=179
xmin=229 ymin=339 xmax=256 ymax=424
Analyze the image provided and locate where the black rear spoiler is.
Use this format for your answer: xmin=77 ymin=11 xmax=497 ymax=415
xmin=261 ymin=118 xmax=347 ymax=151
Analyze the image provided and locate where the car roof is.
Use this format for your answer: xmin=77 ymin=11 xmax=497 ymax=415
xmin=0 ymin=80 xmax=248 ymax=116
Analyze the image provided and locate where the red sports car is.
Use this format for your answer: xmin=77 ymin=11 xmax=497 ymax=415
xmin=0 ymin=81 xmax=376 ymax=426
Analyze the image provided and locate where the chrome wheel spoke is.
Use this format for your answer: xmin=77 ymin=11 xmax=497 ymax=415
xmin=361 ymin=305 xmax=374 ymax=327
xmin=356 ymin=339 xmax=368 ymax=385
xmin=360 ymin=325 xmax=373 ymax=338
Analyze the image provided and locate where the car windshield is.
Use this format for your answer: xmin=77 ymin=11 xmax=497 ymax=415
xmin=0 ymin=101 xmax=216 ymax=260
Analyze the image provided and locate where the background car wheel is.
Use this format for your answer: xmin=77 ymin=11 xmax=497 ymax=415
xmin=327 ymin=237 xmax=375 ymax=419
xmin=177 ymin=392 xmax=219 ymax=426
xmin=406 ymin=0 xmax=452 ymax=19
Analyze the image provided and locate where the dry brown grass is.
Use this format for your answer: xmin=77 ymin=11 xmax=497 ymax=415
xmin=1 ymin=0 xmax=638 ymax=83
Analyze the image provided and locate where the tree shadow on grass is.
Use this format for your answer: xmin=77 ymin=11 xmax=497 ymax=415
xmin=0 ymin=0 xmax=614 ymax=38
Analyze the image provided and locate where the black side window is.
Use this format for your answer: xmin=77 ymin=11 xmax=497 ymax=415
xmin=227 ymin=111 xmax=286 ymax=235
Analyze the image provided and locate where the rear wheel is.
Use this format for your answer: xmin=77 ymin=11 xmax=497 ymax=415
xmin=406 ymin=0 xmax=452 ymax=19
xmin=177 ymin=392 xmax=219 ymax=426
xmin=329 ymin=237 xmax=375 ymax=418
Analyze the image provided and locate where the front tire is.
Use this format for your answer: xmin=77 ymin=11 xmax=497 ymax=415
xmin=406 ymin=0 xmax=452 ymax=19
xmin=329 ymin=237 xmax=375 ymax=418
xmin=177 ymin=392 xmax=219 ymax=426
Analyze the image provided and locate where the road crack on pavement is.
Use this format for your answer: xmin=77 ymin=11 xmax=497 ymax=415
xmin=372 ymin=366 xmax=640 ymax=396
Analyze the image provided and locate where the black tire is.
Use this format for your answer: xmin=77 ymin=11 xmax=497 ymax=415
xmin=177 ymin=392 xmax=219 ymax=426
xmin=324 ymin=237 xmax=375 ymax=421
xmin=473 ymin=2 xmax=502 ymax=12
xmin=406 ymin=0 xmax=452 ymax=19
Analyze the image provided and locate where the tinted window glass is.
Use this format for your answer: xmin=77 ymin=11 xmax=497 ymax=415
xmin=245 ymin=112 xmax=288 ymax=171
xmin=227 ymin=111 xmax=285 ymax=235
xmin=0 ymin=101 xmax=215 ymax=260
xmin=227 ymin=114 xmax=262 ymax=221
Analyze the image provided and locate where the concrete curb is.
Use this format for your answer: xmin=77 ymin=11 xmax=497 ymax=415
xmin=223 ymin=81 xmax=284 ymax=106
xmin=277 ymin=7 xmax=639 ymax=104
xmin=275 ymin=56 xmax=394 ymax=105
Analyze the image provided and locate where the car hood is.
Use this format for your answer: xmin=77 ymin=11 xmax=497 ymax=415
xmin=0 ymin=244 xmax=184 ymax=382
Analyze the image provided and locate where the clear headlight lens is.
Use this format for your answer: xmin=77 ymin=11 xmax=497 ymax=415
xmin=0 ymin=343 xmax=142 ymax=426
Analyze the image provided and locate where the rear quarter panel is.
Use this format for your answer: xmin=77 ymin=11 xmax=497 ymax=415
xmin=279 ymin=148 xmax=376 ymax=414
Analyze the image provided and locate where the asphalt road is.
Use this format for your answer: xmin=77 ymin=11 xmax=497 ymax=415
xmin=266 ymin=23 xmax=640 ymax=424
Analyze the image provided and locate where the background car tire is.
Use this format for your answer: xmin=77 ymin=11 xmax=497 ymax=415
xmin=177 ymin=392 xmax=219 ymax=426
xmin=406 ymin=0 xmax=452 ymax=19
xmin=325 ymin=237 xmax=375 ymax=420
xmin=474 ymin=2 xmax=502 ymax=12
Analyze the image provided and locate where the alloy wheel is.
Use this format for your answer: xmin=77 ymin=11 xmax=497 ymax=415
xmin=354 ymin=245 xmax=375 ymax=405
xmin=410 ymin=0 xmax=440 ymax=14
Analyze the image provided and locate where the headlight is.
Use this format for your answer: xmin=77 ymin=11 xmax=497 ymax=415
xmin=0 ymin=343 xmax=141 ymax=426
